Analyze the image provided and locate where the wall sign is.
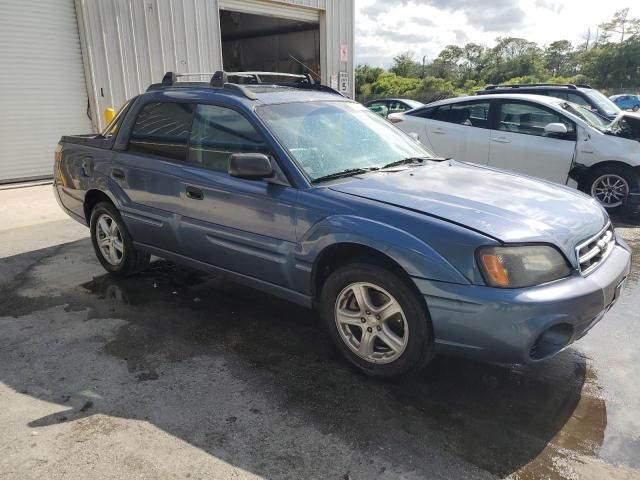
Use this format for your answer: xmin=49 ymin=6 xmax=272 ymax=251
xmin=340 ymin=44 xmax=348 ymax=63
xmin=339 ymin=71 xmax=348 ymax=94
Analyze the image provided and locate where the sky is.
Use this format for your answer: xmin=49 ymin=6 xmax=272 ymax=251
xmin=355 ymin=0 xmax=640 ymax=67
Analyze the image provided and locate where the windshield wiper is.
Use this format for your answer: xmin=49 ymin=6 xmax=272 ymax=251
xmin=311 ymin=167 xmax=378 ymax=184
xmin=380 ymin=157 xmax=429 ymax=169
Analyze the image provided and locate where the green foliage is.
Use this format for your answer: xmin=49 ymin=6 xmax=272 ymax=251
xmin=371 ymin=72 xmax=421 ymax=96
xmin=356 ymin=9 xmax=640 ymax=101
xmin=355 ymin=64 xmax=385 ymax=94
xmin=389 ymin=52 xmax=422 ymax=78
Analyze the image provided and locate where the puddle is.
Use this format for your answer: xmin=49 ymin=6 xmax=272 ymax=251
xmin=1 ymin=229 xmax=639 ymax=478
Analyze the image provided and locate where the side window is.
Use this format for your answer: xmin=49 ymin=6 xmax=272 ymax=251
xmin=388 ymin=101 xmax=408 ymax=114
xmin=188 ymin=105 xmax=268 ymax=172
xmin=367 ymin=101 xmax=389 ymax=117
xmin=128 ymin=102 xmax=193 ymax=161
xmin=432 ymin=101 xmax=491 ymax=128
xmin=498 ymin=102 xmax=575 ymax=138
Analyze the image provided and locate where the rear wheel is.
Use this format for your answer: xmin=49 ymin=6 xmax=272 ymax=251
xmin=90 ymin=202 xmax=150 ymax=276
xmin=320 ymin=263 xmax=434 ymax=378
xmin=583 ymin=165 xmax=637 ymax=210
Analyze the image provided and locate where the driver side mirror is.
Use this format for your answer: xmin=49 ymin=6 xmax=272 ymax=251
xmin=544 ymin=123 xmax=568 ymax=137
xmin=228 ymin=153 xmax=273 ymax=180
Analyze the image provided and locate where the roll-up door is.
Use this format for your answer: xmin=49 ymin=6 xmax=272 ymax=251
xmin=219 ymin=0 xmax=320 ymax=23
xmin=0 ymin=0 xmax=92 ymax=183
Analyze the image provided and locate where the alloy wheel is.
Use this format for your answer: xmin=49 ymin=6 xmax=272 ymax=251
xmin=96 ymin=213 xmax=125 ymax=266
xmin=334 ymin=282 xmax=409 ymax=364
xmin=591 ymin=174 xmax=629 ymax=208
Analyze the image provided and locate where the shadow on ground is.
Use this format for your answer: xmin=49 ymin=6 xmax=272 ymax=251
xmin=0 ymin=239 xmax=607 ymax=479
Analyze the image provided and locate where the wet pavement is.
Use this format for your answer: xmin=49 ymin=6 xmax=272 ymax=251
xmin=0 ymin=222 xmax=639 ymax=479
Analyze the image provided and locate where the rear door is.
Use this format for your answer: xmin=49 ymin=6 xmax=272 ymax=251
xmin=111 ymin=101 xmax=194 ymax=251
xmin=488 ymin=100 xmax=577 ymax=183
xmin=423 ymin=100 xmax=492 ymax=164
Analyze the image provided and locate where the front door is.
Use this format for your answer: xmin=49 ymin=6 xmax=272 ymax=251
xmin=488 ymin=100 xmax=577 ymax=184
xmin=175 ymin=103 xmax=298 ymax=289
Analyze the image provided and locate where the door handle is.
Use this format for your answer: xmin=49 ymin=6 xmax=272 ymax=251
xmin=492 ymin=137 xmax=511 ymax=144
xmin=432 ymin=128 xmax=446 ymax=134
xmin=112 ymin=168 xmax=125 ymax=180
xmin=185 ymin=185 xmax=204 ymax=200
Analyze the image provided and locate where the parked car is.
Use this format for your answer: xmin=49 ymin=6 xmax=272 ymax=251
xmin=610 ymin=94 xmax=640 ymax=112
xmin=390 ymin=93 xmax=640 ymax=210
xmin=54 ymin=72 xmax=630 ymax=378
xmin=365 ymin=98 xmax=423 ymax=118
xmin=477 ymin=84 xmax=621 ymax=121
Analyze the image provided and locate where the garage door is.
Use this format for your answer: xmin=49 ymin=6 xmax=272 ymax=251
xmin=219 ymin=0 xmax=320 ymax=23
xmin=0 ymin=0 xmax=92 ymax=183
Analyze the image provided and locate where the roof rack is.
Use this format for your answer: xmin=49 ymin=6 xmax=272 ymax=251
xmin=148 ymin=70 xmax=343 ymax=99
xmin=484 ymin=83 xmax=592 ymax=90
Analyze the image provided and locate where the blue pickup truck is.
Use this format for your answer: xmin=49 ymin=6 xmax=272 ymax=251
xmin=54 ymin=71 xmax=631 ymax=378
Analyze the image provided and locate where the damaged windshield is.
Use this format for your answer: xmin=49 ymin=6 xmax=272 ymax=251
xmin=258 ymin=101 xmax=434 ymax=183
xmin=562 ymin=103 xmax=611 ymax=131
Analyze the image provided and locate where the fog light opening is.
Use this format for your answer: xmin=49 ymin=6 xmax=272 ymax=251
xmin=530 ymin=323 xmax=574 ymax=361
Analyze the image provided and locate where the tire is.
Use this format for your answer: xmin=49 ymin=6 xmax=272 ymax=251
xmin=582 ymin=165 xmax=638 ymax=211
xmin=319 ymin=262 xmax=434 ymax=378
xmin=89 ymin=202 xmax=150 ymax=276
xmin=633 ymin=105 xmax=639 ymax=112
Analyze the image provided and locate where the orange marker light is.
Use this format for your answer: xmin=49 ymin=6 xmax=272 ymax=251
xmin=482 ymin=254 xmax=510 ymax=287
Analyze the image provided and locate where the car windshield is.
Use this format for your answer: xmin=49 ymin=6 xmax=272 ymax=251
xmin=258 ymin=101 xmax=434 ymax=182
xmin=583 ymin=89 xmax=620 ymax=116
xmin=562 ymin=102 xmax=612 ymax=131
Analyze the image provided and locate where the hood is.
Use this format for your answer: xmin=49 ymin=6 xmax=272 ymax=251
xmin=330 ymin=160 xmax=608 ymax=264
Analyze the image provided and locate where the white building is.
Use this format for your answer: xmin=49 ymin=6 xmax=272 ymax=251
xmin=0 ymin=0 xmax=355 ymax=183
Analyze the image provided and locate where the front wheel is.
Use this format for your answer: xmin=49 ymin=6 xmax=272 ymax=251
xmin=320 ymin=263 xmax=434 ymax=378
xmin=90 ymin=202 xmax=150 ymax=276
xmin=633 ymin=105 xmax=639 ymax=112
xmin=584 ymin=165 xmax=638 ymax=210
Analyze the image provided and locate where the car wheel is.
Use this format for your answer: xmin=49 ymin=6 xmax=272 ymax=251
xmin=320 ymin=262 xmax=434 ymax=378
xmin=90 ymin=202 xmax=150 ymax=276
xmin=584 ymin=165 xmax=638 ymax=210
xmin=633 ymin=105 xmax=639 ymax=112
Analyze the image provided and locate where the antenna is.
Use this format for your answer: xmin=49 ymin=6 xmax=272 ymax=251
xmin=288 ymin=54 xmax=320 ymax=81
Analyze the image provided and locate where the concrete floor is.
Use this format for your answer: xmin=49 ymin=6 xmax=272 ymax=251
xmin=0 ymin=185 xmax=639 ymax=479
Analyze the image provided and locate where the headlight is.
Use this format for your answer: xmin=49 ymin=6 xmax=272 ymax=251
xmin=477 ymin=245 xmax=571 ymax=288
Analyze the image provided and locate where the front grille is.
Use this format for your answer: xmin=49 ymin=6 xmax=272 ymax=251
xmin=576 ymin=223 xmax=615 ymax=275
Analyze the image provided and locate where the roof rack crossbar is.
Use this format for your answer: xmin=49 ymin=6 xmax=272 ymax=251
xmin=153 ymin=70 xmax=341 ymax=99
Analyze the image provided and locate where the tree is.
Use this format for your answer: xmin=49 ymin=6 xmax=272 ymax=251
xmin=355 ymin=64 xmax=385 ymax=94
xmin=389 ymin=52 xmax=421 ymax=78
xmin=599 ymin=8 xmax=640 ymax=43
xmin=371 ymin=72 xmax=421 ymax=96
xmin=544 ymin=40 xmax=573 ymax=76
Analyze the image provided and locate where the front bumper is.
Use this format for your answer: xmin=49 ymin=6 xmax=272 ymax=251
xmin=413 ymin=242 xmax=631 ymax=364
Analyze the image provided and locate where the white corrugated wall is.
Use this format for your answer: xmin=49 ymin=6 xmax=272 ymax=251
xmin=76 ymin=0 xmax=224 ymax=132
xmin=0 ymin=0 xmax=92 ymax=183
xmin=77 ymin=0 xmax=354 ymax=131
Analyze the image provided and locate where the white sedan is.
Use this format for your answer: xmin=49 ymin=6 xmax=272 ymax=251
xmin=390 ymin=93 xmax=640 ymax=210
